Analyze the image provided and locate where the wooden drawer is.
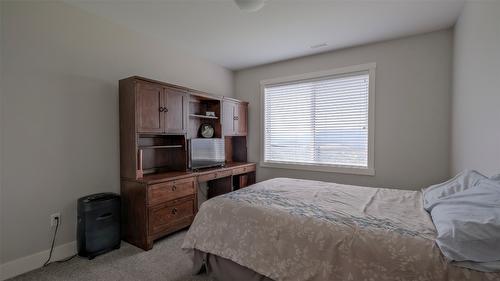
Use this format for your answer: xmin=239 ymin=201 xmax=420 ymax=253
xmin=149 ymin=197 xmax=195 ymax=235
xmin=198 ymin=169 xmax=233 ymax=182
xmin=215 ymin=169 xmax=233 ymax=179
xmin=148 ymin=177 xmax=195 ymax=206
xmin=232 ymin=165 xmax=256 ymax=175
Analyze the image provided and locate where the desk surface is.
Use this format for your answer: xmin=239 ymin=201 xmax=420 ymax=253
xmin=129 ymin=162 xmax=256 ymax=184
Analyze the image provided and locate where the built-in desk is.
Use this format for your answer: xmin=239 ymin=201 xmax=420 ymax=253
xmin=119 ymin=76 xmax=254 ymax=251
xmin=195 ymin=162 xmax=256 ymax=198
xmin=121 ymin=162 xmax=256 ymax=250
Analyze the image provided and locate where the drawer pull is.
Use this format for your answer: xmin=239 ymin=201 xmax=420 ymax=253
xmin=171 ymin=208 xmax=178 ymax=215
xmin=171 ymin=185 xmax=177 ymax=191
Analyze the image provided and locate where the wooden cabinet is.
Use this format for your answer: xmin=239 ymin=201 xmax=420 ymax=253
xmin=136 ymin=80 xmax=187 ymax=134
xmin=164 ymin=87 xmax=188 ymax=134
xmin=121 ymin=175 xmax=197 ymax=251
xmin=236 ymin=102 xmax=248 ymax=135
xmin=222 ymin=99 xmax=236 ymax=135
xmin=223 ymin=99 xmax=248 ymax=136
xmin=120 ymin=163 xmax=256 ymax=251
xmin=120 ymin=76 xmax=254 ymax=251
xmin=136 ymin=82 xmax=164 ymax=133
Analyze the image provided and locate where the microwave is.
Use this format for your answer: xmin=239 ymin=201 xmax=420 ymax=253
xmin=189 ymin=138 xmax=225 ymax=170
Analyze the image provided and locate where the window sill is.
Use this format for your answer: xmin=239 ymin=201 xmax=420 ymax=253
xmin=259 ymin=161 xmax=375 ymax=176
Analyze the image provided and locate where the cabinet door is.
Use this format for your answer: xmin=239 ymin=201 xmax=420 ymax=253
xmin=222 ymin=100 xmax=236 ymax=136
xmin=164 ymin=87 xmax=187 ymax=133
xmin=236 ymin=103 xmax=248 ymax=136
xmin=136 ymin=81 xmax=164 ymax=133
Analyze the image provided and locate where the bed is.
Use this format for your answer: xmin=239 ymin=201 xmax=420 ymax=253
xmin=182 ymin=178 xmax=500 ymax=281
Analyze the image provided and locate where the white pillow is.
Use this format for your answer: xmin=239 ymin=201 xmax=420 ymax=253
xmin=430 ymin=179 xmax=500 ymax=264
xmin=422 ymin=170 xmax=486 ymax=211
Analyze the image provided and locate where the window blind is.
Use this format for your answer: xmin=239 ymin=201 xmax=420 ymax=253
xmin=263 ymin=71 xmax=370 ymax=168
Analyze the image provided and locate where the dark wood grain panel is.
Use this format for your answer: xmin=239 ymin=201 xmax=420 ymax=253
xmin=207 ymin=176 xmax=233 ymax=199
xmin=149 ymin=216 xmax=194 ymax=241
xmin=120 ymin=180 xmax=150 ymax=250
xmin=148 ymin=177 xmax=195 ymax=206
xmin=222 ymin=99 xmax=248 ymax=137
xmin=237 ymin=103 xmax=248 ymax=136
xmin=239 ymin=174 xmax=249 ymax=188
xmin=165 ymin=87 xmax=188 ymax=133
xmin=197 ymin=169 xmax=233 ymax=182
xmin=215 ymin=169 xmax=233 ymax=179
xmin=119 ymin=78 xmax=138 ymax=179
xmin=120 ymin=75 xmax=252 ymax=251
xmin=148 ymin=197 xmax=195 ymax=235
xmin=136 ymin=81 xmax=164 ymax=133
xmin=231 ymin=136 xmax=248 ymax=162
xmin=198 ymin=172 xmax=217 ymax=182
xmin=232 ymin=164 xmax=256 ymax=175
xmin=222 ymin=99 xmax=235 ymax=136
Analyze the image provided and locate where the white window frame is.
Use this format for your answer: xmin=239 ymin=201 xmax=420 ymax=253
xmin=260 ymin=63 xmax=376 ymax=176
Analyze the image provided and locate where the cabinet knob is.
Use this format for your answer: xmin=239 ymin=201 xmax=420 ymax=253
xmin=171 ymin=185 xmax=177 ymax=191
xmin=171 ymin=208 xmax=178 ymax=215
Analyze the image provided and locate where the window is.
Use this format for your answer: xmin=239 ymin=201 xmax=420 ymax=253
xmin=260 ymin=63 xmax=375 ymax=175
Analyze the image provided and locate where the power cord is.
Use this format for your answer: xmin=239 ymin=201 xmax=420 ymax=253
xmin=54 ymin=254 xmax=78 ymax=264
xmin=43 ymin=217 xmax=60 ymax=266
xmin=43 ymin=217 xmax=78 ymax=267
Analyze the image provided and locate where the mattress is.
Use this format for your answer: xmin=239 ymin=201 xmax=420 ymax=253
xmin=182 ymin=177 xmax=500 ymax=281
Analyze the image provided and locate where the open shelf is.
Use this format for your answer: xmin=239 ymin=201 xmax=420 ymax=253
xmin=189 ymin=94 xmax=221 ymax=139
xmin=225 ymin=136 xmax=247 ymax=163
xmin=139 ymin=145 xmax=183 ymax=149
xmin=189 ymin=114 xmax=219 ymax=119
xmin=137 ymin=134 xmax=187 ymax=175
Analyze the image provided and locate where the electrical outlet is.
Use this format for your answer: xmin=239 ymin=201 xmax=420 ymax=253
xmin=50 ymin=213 xmax=60 ymax=227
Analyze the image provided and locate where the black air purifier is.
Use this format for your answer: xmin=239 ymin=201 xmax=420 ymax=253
xmin=77 ymin=193 xmax=121 ymax=259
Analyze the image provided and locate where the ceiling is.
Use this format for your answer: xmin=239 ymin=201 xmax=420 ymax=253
xmin=68 ymin=0 xmax=465 ymax=70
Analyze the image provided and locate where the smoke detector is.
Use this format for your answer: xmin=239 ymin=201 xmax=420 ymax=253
xmin=234 ymin=0 xmax=267 ymax=12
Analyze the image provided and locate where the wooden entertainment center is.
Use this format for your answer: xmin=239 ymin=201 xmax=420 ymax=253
xmin=119 ymin=76 xmax=255 ymax=250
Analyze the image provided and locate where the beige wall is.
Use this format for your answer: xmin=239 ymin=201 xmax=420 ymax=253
xmin=235 ymin=30 xmax=452 ymax=190
xmin=0 ymin=0 xmax=4 ymax=267
xmin=1 ymin=1 xmax=233 ymax=263
xmin=4 ymin=0 xmax=492 ymax=271
xmin=451 ymin=2 xmax=500 ymax=176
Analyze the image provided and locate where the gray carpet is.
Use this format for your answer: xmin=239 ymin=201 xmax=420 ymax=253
xmin=8 ymin=230 xmax=213 ymax=281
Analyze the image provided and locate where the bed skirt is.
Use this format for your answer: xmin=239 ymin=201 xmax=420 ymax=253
xmin=193 ymin=249 xmax=273 ymax=281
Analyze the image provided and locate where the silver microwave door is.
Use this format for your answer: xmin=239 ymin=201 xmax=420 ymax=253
xmin=190 ymin=138 xmax=225 ymax=169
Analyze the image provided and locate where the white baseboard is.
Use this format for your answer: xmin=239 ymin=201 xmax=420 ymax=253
xmin=0 ymin=241 xmax=77 ymax=281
